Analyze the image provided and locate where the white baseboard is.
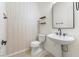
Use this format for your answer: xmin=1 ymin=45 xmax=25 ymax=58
xmin=5 ymin=48 xmax=30 ymax=57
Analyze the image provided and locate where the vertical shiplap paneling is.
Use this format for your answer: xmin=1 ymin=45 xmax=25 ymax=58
xmin=6 ymin=3 xmax=29 ymax=54
xmin=6 ymin=2 xmax=40 ymax=55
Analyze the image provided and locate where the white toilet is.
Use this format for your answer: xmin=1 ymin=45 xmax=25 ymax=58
xmin=31 ymin=34 xmax=46 ymax=56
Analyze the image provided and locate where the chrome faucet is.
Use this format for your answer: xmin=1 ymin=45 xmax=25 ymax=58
xmin=58 ymin=28 xmax=62 ymax=36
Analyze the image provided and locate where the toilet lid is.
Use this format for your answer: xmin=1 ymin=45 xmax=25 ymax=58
xmin=31 ymin=41 xmax=40 ymax=47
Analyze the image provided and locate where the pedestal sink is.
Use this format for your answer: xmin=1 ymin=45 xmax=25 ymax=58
xmin=47 ymin=33 xmax=75 ymax=44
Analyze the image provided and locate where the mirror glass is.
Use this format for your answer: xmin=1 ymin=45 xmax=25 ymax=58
xmin=52 ymin=2 xmax=74 ymax=29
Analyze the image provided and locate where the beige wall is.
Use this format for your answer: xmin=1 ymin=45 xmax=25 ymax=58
xmin=6 ymin=2 xmax=39 ymax=54
xmin=37 ymin=2 xmax=62 ymax=56
xmin=37 ymin=2 xmax=79 ymax=57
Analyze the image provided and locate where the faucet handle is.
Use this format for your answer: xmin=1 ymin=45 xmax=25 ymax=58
xmin=63 ymin=33 xmax=67 ymax=36
xmin=56 ymin=32 xmax=58 ymax=35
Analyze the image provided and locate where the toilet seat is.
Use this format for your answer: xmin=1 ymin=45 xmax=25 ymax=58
xmin=31 ymin=41 xmax=40 ymax=47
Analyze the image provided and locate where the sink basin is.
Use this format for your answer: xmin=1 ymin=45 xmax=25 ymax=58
xmin=47 ymin=34 xmax=75 ymax=44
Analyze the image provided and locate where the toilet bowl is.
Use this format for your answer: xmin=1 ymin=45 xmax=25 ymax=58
xmin=31 ymin=34 xmax=46 ymax=56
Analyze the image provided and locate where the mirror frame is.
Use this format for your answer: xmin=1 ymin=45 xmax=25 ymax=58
xmin=52 ymin=2 xmax=75 ymax=29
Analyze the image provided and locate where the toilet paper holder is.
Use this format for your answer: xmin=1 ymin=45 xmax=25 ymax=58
xmin=1 ymin=40 xmax=7 ymax=45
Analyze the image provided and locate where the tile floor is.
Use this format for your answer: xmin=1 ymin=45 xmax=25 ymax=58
xmin=12 ymin=49 xmax=54 ymax=57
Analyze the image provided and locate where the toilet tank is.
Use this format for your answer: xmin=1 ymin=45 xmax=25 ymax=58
xmin=38 ymin=34 xmax=46 ymax=42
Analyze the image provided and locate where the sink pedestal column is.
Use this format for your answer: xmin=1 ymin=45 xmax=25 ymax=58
xmin=61 ymin=44 xmax=68 ymax=57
